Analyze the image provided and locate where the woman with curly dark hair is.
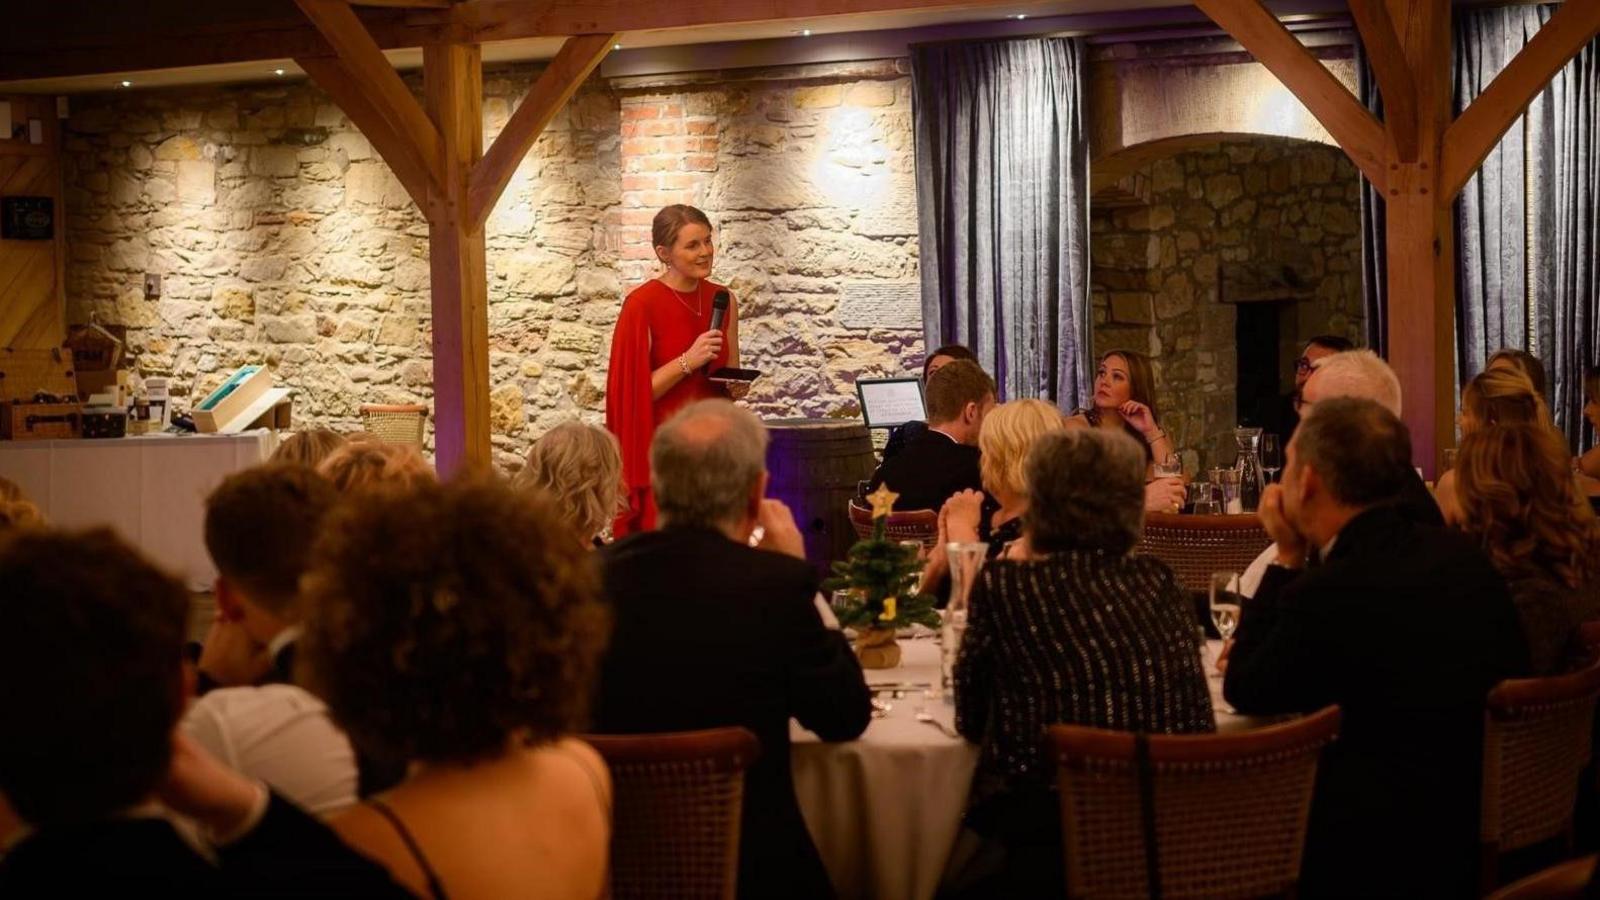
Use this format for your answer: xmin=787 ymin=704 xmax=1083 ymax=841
xmin=299 ymin=478 xmax=612 ymax=900
xmin=1455 ymin=423 xmax=1600 ymax=674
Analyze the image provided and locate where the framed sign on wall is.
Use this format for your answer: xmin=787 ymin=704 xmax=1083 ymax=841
xmin=1 ymin=196 xmax=53 ymax=240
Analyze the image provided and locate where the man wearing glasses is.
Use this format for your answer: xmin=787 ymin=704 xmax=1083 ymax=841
xmin=1258 ymin=334 xmax=1356 ymax=439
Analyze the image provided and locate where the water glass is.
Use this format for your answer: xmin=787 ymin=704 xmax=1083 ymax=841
xmin=1216 ymin=469 xmax=1242 ymax=514
xmin=1153 ymin=452 xmax=1184 ymax=480
xmin=1186 ymin=481 xmax=1213 ymax=514
xmin=1209 ymin=571 xmax=1242 ymax=641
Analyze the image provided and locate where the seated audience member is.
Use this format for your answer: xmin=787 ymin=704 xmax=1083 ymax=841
xmin=269 ymin=428 xmax=348 ymax=468
xmin=1577 ymin=366 xmax=1600 ymax=487
xmin=1224 ymin=398 xmax=1528 ymax=899
xmin=944 ymin=399 xmax=1066 ymax=561
xmin=1454 ymin=424 xmax=1600 ymax=675
xmin=300 ymin=478 xmax=611 ymax=900
xmin=866 ymin=359 xmax=995 ymax=512
xmin=1436 ymin=367 xmax=1549 ymax=524
xmin=1252 ymin=334 xmax=1356 ymax=439
xmin=512 ymin=420 xmax=626 ymax=548
xmin=1488 ymin=347 xmax=1549 ymax=401
xmin=593 ymin=400 xmax=872 ymax=900
xmin=1068 ymin=349 xmax=1174 ymax=466
xmin=318 ymin=440 xmax=434 ymax=494
xmin=880 ymin=343 xmax=979 ymax=461
xmin=1238 ymin=349 xmax=1440 ymax=597
xmin=184 ymin=464 xmax=358 ymax=815
xmin=952 ymin=428 xmax=1214 ymax=899
xmin=0 ymin=475 xmax=41 ymax=532
xmin=0 ymin=528 xmax=409 ymax=897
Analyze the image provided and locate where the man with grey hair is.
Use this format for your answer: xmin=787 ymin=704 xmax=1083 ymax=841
xmin=1224 ymin=398 xmax=1526 ymax=899
xmin=592 ymin=400 xmax=871 ymax=900
xmin=1239 ymin=349 xmax=1440 ymax=596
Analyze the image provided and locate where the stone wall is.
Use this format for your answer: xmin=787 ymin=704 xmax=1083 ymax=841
xmin=61 ymin=60 xmax=922 ymax=469
xmin=1090 ymin=136 xmax=1365 ymax=470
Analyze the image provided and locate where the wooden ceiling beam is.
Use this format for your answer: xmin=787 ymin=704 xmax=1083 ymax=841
xmin=1439 ymin=0 xmax=1600 ymax=200
xmin=467 ymin=32 xmax=615 ymax=229
xmin=295 ymin=55 xmax=437 ymax=207
xmin=1192 ymin=0 xmax=1388 ymax=190
xmin=352 ymin=0 xmax=452 ymax=7
xmin=1349 ymin=0 xmax=1418 ymax=161
xmin=294 ymin=0 xmax=447 ymax=184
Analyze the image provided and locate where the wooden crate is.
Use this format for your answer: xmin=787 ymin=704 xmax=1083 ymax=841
xmin=0 ymin=347 xmax=81 ymax=440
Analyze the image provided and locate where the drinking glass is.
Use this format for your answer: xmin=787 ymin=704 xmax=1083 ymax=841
xmin=1209 ymin=571 xmax=1242 ymax=641
xmin=1153 ymin=452 xmax=1184 ymax=480
xmin=1216 ymin=469 xmax=1242 ymax=514
xmin=1187 ymin=481 xmax=1218 ymax=515
xmin=940 ymin=543 xmax=987 ymax=699
xmin=1260 ymin=433 xmax=1282 ymax=484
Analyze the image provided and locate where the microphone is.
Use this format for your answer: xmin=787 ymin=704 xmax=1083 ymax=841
xmin=706 ymin=290 xmax=730 ymax=373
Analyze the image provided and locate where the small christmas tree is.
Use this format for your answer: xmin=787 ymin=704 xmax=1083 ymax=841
xmin=823 ymin=485 xmax=941 ymax=632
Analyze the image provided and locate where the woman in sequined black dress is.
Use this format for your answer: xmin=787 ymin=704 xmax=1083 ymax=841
xmin=949 ymin=427 xmax=1214 ymax=898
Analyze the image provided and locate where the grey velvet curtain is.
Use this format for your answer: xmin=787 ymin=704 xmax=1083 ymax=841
xmin=911 ymin=37 xmax=1091 ymax=406
xmin=1455 ymin=6 xmax=1600 ymax=444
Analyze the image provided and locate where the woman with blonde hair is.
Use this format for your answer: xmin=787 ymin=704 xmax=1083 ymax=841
xmin=1438 ymin=366 xmax=1550 ymax=523
xmin=513 ymin=421 xmax=626 ymax=549
xmin=318 ymin=441 xmax=435 ymax=495
xmin=945 ymin=399 xmax=1066 ymax=561
xmin=1455 ymin=423 xmax=1600 ymax=674
xmin=270 ymin=428 xmax=349 ymax=469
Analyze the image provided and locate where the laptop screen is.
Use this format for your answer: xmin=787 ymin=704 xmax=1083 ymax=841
xmin=856 ymin=377 xmax=926 ymax=429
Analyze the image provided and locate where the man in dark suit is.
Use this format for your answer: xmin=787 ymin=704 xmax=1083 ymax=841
xmin=867 ymin=359 xmax=996 ymax=513
xmin=1225 ymin=398 xmax=1529 ymax=899
xmin=593 ymin=399 xmax=873 ymax=900
xmin=0 ymin=528 xmax=409 ymax=897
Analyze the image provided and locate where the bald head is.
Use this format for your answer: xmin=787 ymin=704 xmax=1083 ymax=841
xmin=651 ymin=400 xmax=769 ymax=529
xmin=1303 ymin=350 xmax=1403 ymax=417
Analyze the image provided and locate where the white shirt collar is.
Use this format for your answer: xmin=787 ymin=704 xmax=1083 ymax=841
xmin=267 ymin=625 xmax=302 ymax=660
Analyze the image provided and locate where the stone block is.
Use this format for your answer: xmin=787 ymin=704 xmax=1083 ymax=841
xmin=1156 ymin=273 xmax=1195 ymax=319
xmin=155 ymin=135 xmax=202 ymax=161
xmin=1110 ymin=292 xmax=1156 ymax=325
xmin=250 ymin=146 xmax=300 ymax=178
xmin=1204 ymin=173 xmax=1243 ymax=207
xmin=548 ymin=322 xmax=603 ymax=355
xmin=211 ymin=282 xmax=255 ymax=320
xmin=176 ymin=160 xmax=215 ymax=205
xmin=844 ymin=81 xmax=896 ymax=108
xmin=793 ymin=84 xmax=844 ymax=109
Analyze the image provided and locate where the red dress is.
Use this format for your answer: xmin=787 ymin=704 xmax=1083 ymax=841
xmin=606 ymin=278 xmax=731 ymax=536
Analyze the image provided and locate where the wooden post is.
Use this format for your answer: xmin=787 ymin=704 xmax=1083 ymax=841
xmin=424 ymin=43 xmax=490 ymax=475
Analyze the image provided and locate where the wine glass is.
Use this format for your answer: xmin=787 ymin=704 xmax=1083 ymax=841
xmin=1260 ymin=433 xmax=1282 ymax=484
xmin=1209 ymin=571 xmax=1242 ymax=641
xmin=1153 ymin=452 xmax=1184 ymax=481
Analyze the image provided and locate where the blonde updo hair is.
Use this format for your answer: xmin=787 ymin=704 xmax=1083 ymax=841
xmin=318 ymin=441 xmax=435 ymax=494
xmin=1461 ymin=367 xmax=1549 ymax=433
xmin=979 ymin=399 xmax=1067 ymax=499
xmin=513 ymin=421 xmax=626 ymax=544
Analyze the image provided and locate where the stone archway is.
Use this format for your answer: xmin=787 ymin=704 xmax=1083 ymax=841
xmin=1088 ymin=133 xmax=1364 ymax=471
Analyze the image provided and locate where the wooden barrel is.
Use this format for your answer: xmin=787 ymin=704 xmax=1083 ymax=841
xmin=764 ymin=418 xmax=877 ymax=576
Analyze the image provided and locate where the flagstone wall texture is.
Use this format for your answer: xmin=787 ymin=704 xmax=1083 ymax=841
xmin=61 ymin=60 xmax=923 ymax=468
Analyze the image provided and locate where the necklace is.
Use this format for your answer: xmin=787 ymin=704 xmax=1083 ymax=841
xmin=661 ymin=278 xmax=702 ymax=317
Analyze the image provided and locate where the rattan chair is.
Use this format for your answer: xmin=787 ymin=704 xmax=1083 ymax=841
xmin=1487 ymin=855 xmax=1598 ymax=900
xmin=358 ymin=403 xmax=428 ymax=446
xmin=846 ymin=499 xmax=939 ymax=547
xmin=1479 ymin=655 xmax=1600 ymax=893
xmin=1137 ymin=512 xmax=1271 ymax=595
xmin=586 ymin=727 xmax=760 ymax=900
xmin=1051 ymin=705 xmax=1341 ymax=899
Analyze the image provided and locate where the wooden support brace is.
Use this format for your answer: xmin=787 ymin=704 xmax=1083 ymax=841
xmin=296 ymin=56 xmax=437 ymax=208
xmin=1349 ymin=0 xmax=1418 ymax=162
xmin=295 ymin=0 xmax=447 ymax=184
xmin=351 ymin=0 xmax=452 ymax=7
xmin=1193 ymin=0 xmax=1388 ymax=190
xmin=467 ymin=32 xmax=617 ymax=229
xmin=1440 ymin=0 xmax=1600 ymax=200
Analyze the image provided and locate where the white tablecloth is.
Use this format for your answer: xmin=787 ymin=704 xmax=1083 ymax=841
xmin=0 ymin=431 xmax=276 ymax=589
xmin=790 ymin=637 xmax=1262 ymax=900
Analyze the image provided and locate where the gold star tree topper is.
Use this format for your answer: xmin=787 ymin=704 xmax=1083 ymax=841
xmin=865 ymin=485 xmax=900 ymax=520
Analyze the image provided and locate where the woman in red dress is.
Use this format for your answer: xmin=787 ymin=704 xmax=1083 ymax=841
xmin=606 ymin=205 xmax=743 ymax=536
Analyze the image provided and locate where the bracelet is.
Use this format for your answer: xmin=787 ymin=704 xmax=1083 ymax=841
xmin=1145 ymin=429 xmax=1166 ymax=445
xmin=678 ymin=354 xmax=690 ymax=375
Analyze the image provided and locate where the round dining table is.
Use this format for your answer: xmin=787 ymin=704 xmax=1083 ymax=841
xmin=790 ymin=638 xmax=1256 ymax=900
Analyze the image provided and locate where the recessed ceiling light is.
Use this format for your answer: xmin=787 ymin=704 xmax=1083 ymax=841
xmin=612 ymin=42 xmax=622 ymax=50
xmin=119 ymin=80 xmax=132 ymax=88
xmin=273 ymin=68 xmax=286 ymax=76
xmin=1013 ymin=13 xmax=1028 ymax=19
xmin=801 ymin=28 xmax=812 ymax=36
